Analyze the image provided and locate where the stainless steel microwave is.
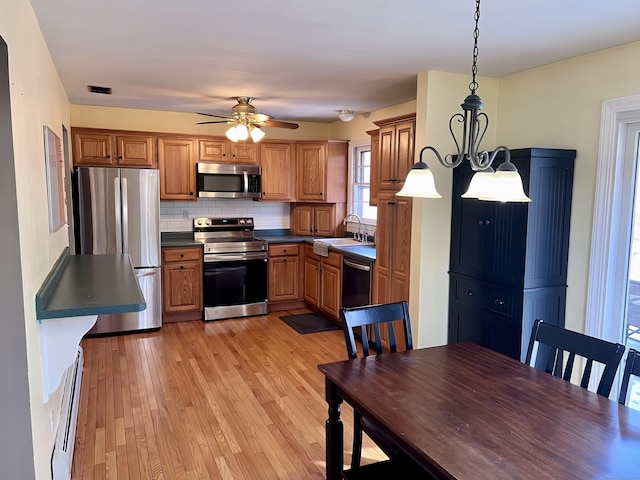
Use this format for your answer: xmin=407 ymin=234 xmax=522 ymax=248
xmin=197 ymin=163 xmax=261 ymax=199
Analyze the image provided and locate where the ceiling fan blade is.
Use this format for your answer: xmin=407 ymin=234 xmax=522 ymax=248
xmin=196 ymin=112 xmax=230 ymax=119
xmin=263 ymin=120 xmax=299 ymax=129
xmin=196 ymin=120 xmax=232 ymax=125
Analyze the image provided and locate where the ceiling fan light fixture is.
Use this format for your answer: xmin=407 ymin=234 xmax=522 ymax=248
xmin=249 ymin=126 xmax=265 ymax=142
xmin=338 ymin=109 xmax=355 ymax=122
xmin=225 ymin=125 xmax=240 ymax=142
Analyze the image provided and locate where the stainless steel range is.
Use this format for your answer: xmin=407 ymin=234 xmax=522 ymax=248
xmin=193 ymin=217 xmax=268 ymax=320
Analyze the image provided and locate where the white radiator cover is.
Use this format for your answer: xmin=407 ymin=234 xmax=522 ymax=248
xmin=52 ymin=346 xmax=83 ymax=480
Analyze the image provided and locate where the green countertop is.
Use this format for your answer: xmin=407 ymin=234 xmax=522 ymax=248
xmin=36 ymin=248 xmax=146 ymax=320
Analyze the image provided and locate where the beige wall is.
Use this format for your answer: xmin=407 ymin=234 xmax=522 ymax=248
xmin=496 ymin=41 xmax=640 ymax=334
xmin=1 ymin=0 xmax=72 ymax=477
xmin=410 ymin=71 xmax=499 ymax=347
xmin=71 ymin=104 xmax=332 ymax=139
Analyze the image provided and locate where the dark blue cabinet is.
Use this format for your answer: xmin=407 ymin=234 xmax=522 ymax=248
xmin=448 ymin=148 xmax=575 ymax=361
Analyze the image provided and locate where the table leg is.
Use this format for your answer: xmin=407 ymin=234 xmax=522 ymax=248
xmin=325 ymin=377 xmax=343 ymax=480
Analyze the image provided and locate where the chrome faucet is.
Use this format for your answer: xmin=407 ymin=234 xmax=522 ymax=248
xmin=343 ymin=213 xmax=363 ymax=241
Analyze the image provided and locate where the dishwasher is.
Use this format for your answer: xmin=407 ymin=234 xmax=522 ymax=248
xmin=342 ymin=256 xmax=373 ymax=308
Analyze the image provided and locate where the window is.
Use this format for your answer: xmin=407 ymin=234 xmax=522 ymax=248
xmin=350 ymin=143 xmax=377 ymax=223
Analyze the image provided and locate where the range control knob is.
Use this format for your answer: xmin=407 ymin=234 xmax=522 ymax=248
xmin=204 ymin=218 xmax=211 ymax=226
xmin=196 ymin=219 xmax=203 ymax=226
xmin=239 ymin=219 xmax=246 ymax=224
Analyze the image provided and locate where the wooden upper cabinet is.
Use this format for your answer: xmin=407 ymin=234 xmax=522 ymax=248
xmin=116 ymin=135 xmax=156 ymax=168
xmin=290 ymin=203 xmax=346 ymax=237
xmin=199 ymin=139 xmax=229 ymax=162
xmin=231 ymin=143 xmax=258 ymax=163
xmin=158 ymin=137 xmax=197 ymax=201
xmin=198 ymin=138 xmax=258 ymax=164
xmin=373 ymin=114 xmax=416 ymax=193
xmin=295 ymin=141 xmax=348 ymax=203
xmin=72 ymin=128 xmax=156 ymax=168
xmin=73 ymin=131 xmax=114 ymax=166
xmin=260 ymin=142 xmax=294 ymax=201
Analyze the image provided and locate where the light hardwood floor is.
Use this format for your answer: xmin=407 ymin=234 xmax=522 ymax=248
xmin=72 ymin=311 xmax=385 ymax=479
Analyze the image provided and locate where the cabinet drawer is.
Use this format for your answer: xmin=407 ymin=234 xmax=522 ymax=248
xmin=324 ymin=251 xmax=342 ymax=268
xmin=269 ymin=244 xmax=300 ymax=257
xmin=162 ymin=247 xmax=201 ymax=263
xmin=451 ymin=276 xmax=485 ymax=308
xmin=485 ymin=285 xmax=519 ymax=317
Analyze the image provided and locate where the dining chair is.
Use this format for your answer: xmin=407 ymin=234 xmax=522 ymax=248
xmin=339 ymin=301 xmax=416 ymax=476
xmin=619 ymin=348 xmax=640 ymax=405
xmin=525 ymin=319 xmax=625 ymax=397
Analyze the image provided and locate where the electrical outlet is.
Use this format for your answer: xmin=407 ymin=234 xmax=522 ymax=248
xmin=182 ymin=210 xmax=189 ymax=219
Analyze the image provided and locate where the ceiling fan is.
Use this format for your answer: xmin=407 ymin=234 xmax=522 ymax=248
xmin=196 ymin=97 xmax=299 ymax=142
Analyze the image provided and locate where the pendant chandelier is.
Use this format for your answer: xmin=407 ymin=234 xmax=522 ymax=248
xmin=397 ymin=0 xmax=530 ymax=203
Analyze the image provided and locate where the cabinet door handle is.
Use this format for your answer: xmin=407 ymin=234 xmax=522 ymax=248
xmin=387 ymin=201 xmax=396 ymax=205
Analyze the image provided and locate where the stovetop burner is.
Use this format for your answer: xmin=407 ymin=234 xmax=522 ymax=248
xmin=193 ymin=217 xmax=266 ymax=254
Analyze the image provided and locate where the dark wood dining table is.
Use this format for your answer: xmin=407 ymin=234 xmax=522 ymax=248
xmin=318 ymin=342 xmax=640 ymax=479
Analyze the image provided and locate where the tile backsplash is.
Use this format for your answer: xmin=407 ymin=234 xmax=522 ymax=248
xmin=160 ymin=199 xmax=291 ymax=232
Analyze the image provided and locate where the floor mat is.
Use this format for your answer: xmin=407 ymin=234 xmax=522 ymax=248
xmin=279 ymin=312 xmax=341 ymax=334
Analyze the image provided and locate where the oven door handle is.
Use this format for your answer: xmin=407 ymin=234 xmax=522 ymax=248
xmin=204 ymin=252 xmax=268 ymax=262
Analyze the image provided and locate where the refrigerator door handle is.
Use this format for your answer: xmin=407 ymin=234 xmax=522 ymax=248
xmin=121 ymin=176 xmax=129 ymax=254
xmin=114 ymin=177 xmax=123 ymax=254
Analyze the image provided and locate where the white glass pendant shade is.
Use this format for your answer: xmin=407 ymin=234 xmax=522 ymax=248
xmin=225 ymin=125 xmax=240 ymax=142
xmin=461 ymin=168 xmax=495 ymax=199
xmin=249 ymin=126 xmax=265 ymax=142
xmin=235 ymin=124 xmax=249 ymax=141
xmin=396 ymin=162 xmax=442 ymax=198
xmin=478 ymin=162 xmax=531 ymax=202
xmin=338 ymin=109 xmax=355 ymax=122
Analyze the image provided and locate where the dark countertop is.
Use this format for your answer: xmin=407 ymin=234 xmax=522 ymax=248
xmin=36 ymin=248 xmax=146 ymax=320
xmin=161 ymin=231 xmax=202 ymax=247
xmin=160 ymin=230 xmax=376 ymax=262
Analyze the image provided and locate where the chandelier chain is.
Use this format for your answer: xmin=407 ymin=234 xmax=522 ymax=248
xmin=469 ymin=0 xmax=481 ymax=94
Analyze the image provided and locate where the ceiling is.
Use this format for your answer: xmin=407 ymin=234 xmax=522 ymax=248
xmin=29 ymin=0 xmax=640 ymax=123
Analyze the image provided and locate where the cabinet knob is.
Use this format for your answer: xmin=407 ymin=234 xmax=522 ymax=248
xmin=494 ymin=299 xmax=505 ymax=306
xmin=263 ymin=192 xmax=266 ymax=195
xmin=223 ymin=153 xmax=226 ymax=157
xmin=190 ymin=192 xmax=194 ymax=195
xmin=283 ymin=249 xmax=287 ymax=253
xmin=466 ymin=290 xmax=473 ymax=296
xmin=485 ymin=220 xmax=492 ymax=225
xmin=387 ymin=201 xmax=396 ymax=206
xmin=180 ymin=253 xmax=184 ymax=257
xmin=320 ymin=192 xmax=323 ymax=196
xmin=118 ymin=155 xmax=123 ymax=160
xmin=283 ymin=259 xmax=287 ymax=263
xmin=106 ymin=155 xmax=111 ymax=159
xmin=180 ymin=265 xmax=184 ymax=269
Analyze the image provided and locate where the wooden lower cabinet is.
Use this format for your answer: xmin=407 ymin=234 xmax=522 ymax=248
xmin=162 ymin=246 xmax=203 ymax=322
xmin=267 ymin=243 xmax=304 ymax=312
xmin=303 ymin=244 xmax=342 ymax=321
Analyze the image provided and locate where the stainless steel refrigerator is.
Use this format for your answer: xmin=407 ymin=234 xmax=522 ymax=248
xmin=74 ymin=167 xmax=161 ymax=334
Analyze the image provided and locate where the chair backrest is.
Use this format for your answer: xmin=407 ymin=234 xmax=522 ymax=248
xmin=340 ymin=301 xmax=413 ymax=359
xmin=619 ymin=348 xmax=640 ymax=405
xmin=525 ymin=319 xmax=625 ymax=397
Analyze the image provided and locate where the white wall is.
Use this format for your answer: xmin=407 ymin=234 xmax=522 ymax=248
xmin=1 ymin=0 xmax=71 ymax=477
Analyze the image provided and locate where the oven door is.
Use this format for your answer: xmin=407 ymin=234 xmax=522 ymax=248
xmin=203 ymin=252 xmax=268 ymax=320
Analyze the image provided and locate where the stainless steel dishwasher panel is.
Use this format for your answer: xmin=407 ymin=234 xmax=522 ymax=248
xmin=342 ymin=256 xmax=373 ymax=308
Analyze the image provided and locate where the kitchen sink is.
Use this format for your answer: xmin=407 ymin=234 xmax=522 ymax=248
xmin=313 ymin=237 xmax=367 ymax=247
